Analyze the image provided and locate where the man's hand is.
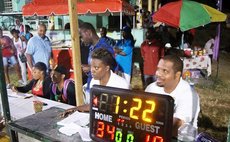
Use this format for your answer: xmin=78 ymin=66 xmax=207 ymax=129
xmin=60 ymin=104 xmax=90 ymax=118
xmin=172 ymin=117 xmax=184 ymax=137
xmin=26 ymin=53 xmax=33 ymax=72
xmin=81 ymin=64 xmax=90 ymax=73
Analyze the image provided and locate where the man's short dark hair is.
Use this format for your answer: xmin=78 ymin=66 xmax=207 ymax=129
xmin=38 ymin=23 xmax=47 ymax=31
xmin=162 ymin=55 xmax=183 ymax=74
xmin=100 ymin=27 xmax=107 ymax=32
xmin=91 ymin=48 xmax=116 ymax=71
xmin=80 ymin=22 xmax=96 ymax=34
xmin=10 ymin=29 xmax=20 ymax=34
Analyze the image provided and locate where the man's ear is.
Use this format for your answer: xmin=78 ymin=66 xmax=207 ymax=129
xmin=175 ymin=71 xmax=181 ymax=79
xmin=61 ymin=74 xmax=66 ymax=79
xmin=106 ymin=65 xmax=110 ymax=72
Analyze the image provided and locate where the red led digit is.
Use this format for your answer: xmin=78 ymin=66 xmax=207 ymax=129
xmin=145 ymin=135 xmax=164 ymax=142
xmin=152 ymin=136 xmax=163 ymax=142
xmin=145 ymin=134 xmax=150 ymax=142
xmin=96 ymin=121 xmax=104 ymax=138
xmin=106 ymin=125 xmax=115 ymax=140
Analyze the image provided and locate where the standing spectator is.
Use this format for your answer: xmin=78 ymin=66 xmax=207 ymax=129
xmin=204 ymin=35 xmax=215 ymax=61
xmin=158 ymin=25 xmax=175 ymax=47
xmin=23 ymin=25 xmax=33 ymax=42
xmin=80 ymin=39 xmax=89 ymax=84
xmin=50 ymin=66 xmax=76 ymax=106
xmin=99 ymin=27 xmax=116 ymax=47
xmin=79 ymin=22 xmax=114 ymax=94
xmin=141 ymin=27 xmax=164 ymax=88
xmin=11 ymin=29 xmax=27 ymax=85
xmin=15 ymin=19 xmax=24 ymax=35
xmin=114 ymin=26 xmax=134 ymax=85
xmin=143 ymin=11 xmax=153 ymax=28
xmin=25 ymin=23 xmax=52 ymax=72
xmin=0 ymin=28 xmax=22 ymax=88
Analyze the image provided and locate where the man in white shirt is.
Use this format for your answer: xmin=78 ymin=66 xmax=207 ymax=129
xmin=145 ymin=55 xmax=200 ymax=137
xmin=204 ymin=36 xmax=215 ymax=62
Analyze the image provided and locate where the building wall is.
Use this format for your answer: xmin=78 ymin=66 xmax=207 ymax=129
xmin=0 ymin=0 xmax=5 ymax=12
xmin=12 ymin=0 xmax=26 ymax=12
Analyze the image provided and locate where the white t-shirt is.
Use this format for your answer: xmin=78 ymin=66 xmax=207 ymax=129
xmin=13 ymin=38 xmax=26 ymax=55
xmin=83 ymin=70 xmax=129 ymax=104
xmin=90 ymin=70 xmax=129 ymax=89
xmin=145 ymin=78 xmax=200 ymax=128
xmin=204 ymin=38 xmax=215 ymax=55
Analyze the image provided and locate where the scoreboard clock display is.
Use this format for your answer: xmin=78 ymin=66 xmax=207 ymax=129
xmin=90 ymin=85 xmax=174 ymax=142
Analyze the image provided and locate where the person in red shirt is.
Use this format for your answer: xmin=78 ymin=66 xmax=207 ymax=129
xmin=11 ymin=62 xmax=51 ymax=99
xmin=0 ymin=28 xmax=22 ymax=88
xmin=141 ymin=27 xmax=164 ymax=88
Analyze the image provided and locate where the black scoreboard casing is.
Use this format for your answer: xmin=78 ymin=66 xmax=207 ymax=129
xmin=89 ymin=85 xmax=174 ymax=142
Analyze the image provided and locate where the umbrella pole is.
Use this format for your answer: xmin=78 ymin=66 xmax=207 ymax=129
xmin=120 ymin=11 xmax=122 ymax=39
xmin=215 ymin=0 xmax=223 ymax=79
xmin=180 ymin=32 xmax=184 ymax=50
xmin=68 ymin=0 xmax=84 ymax=106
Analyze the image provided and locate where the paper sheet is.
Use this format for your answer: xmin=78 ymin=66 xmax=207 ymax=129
xmin=7 ymin=89 xmax=32 ymax=99
xmin=58 ymin=123 xmax=92 ymax=141
xmin=57 ymin=111 xmax=89 ymax=127
xmin=57 ymin=111 xmax=91 ymax=141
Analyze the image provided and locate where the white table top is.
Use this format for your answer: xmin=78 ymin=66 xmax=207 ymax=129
xmin=7 ymin=89 xmax=74 ymax=120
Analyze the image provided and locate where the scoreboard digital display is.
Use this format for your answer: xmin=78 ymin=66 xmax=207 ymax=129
xmin=90 ymin=85 xmax=174 ymax=142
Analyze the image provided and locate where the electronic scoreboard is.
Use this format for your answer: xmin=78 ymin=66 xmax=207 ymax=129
xmin=90 ymin=85 xmax=174 ymax=142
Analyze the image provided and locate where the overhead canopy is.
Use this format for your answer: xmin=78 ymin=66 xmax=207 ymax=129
xmin=22 ymin=0 xmax=135 ymax=16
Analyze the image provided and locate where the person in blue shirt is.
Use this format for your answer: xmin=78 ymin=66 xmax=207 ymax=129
xmin=23 ymin=25 xmax=33 ymax=41
xmin=25 ymin=23 xmax=52 ymax=72
xmin=79 ymin=22 xmax=114 ymax=92
xmin=99 ymin=27 xmax=116 ymax=47
xmin=114 ymin=26 xmax=134 ymax=85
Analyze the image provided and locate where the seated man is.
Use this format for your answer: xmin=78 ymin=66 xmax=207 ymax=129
xmin=145 ymin=55 xmax=200 ymax=137
xmin=50 ymin=66 xmax=76 ymax=106
xmin=62 ymin=48 xmax=129 ymax=116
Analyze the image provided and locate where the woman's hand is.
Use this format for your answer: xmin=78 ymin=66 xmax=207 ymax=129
xmin=114 ymin=46 xmax=121 ymax=54
xmin=11 ymin=86 xmax=18 ymax=92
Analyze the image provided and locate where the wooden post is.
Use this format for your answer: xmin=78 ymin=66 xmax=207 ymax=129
xmin=68 ymin=0 xmax=84 ymax=106
xmin=148 ymin=0 xmax=152 ymax=12
xmin=154 ymin=0 xmax=158 ymax=12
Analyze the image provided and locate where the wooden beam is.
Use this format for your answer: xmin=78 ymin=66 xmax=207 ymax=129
xmin=148 ymin=0 xmax=152 ymax=12
xmin=68 ymin=0 xmax=84 ymax=106
xmin=154 ymin=0 xmax=158 ymax=12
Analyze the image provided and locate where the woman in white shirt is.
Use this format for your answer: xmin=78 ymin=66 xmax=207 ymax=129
xmin=62 ymin=48 xmax=129 ymax=115
xmin=11 ymin=29 xmax=27 ymax=85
